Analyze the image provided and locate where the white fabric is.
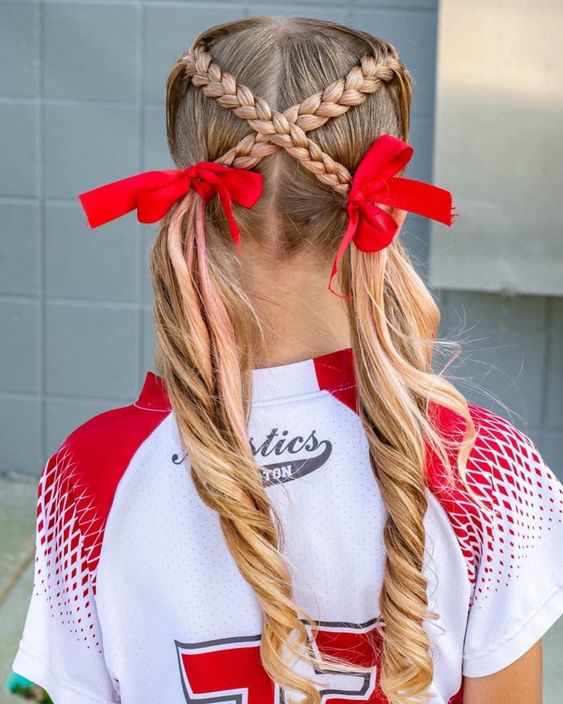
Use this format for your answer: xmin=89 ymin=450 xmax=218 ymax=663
xmin=12 ymin=349 xmax=563 ymax=703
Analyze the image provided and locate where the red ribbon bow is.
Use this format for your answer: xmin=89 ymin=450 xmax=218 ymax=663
xmin=77 ymin=136 xmax=456 ymax=299
xmin=329 ymin=134 xmax=457 ymax=298
xmin=77 ymin=161 xmax=263 ymax=253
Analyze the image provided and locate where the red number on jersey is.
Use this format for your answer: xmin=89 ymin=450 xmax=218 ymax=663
xmin=175 ymin=618 xmax=387 ymax=703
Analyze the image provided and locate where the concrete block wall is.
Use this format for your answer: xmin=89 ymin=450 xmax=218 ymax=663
xmin=434 ymin=290 xmax=563 ymax=475
xmin=1 ymin=0 xmax=560 ymax=480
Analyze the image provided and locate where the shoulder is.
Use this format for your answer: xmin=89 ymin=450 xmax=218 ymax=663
xmin=61 ymin=394 xmax=171 ymax=486
xmin=39 ymin=374 xmax=172 ymax=590
xmin=47 ymin=371 xmax=171 ymax=504
xmin=426 ymin=399 xmax=550 ymax=488
xmin=426 ymin=400 xmax=563 ymax=586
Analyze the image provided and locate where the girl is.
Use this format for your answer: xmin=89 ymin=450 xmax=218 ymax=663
xmin=10 ymin=15 xmax=563 ymax=704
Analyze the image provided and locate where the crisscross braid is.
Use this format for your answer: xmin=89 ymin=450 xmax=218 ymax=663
xmin=181 ymin=43 xmax=405 ymax=194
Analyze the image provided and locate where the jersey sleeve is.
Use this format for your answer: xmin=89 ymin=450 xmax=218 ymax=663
xmin=11 ymin=443 xmax=121 ymax=703
xmin=461 ymin=410 xmax=563 ymax=677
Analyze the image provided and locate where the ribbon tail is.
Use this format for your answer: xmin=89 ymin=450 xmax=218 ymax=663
xmin=328 ymin=208 xmax=359 ymax=299
xmin=376 ymin=177 xmax=456 ymax=227
xmin=78 ymin=178 xmax=139 ymax=228
xmin=215 ymin=183 xmax=242 ymax=254
xmin=77 ymin=171 xmax=181 ymax=228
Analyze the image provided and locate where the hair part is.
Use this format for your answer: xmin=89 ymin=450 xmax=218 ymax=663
xmin=150 ymin=15 xmax=477 ymax=704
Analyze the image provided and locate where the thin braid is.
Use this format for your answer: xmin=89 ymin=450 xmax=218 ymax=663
xmin=183 ymin=43 xmax=349 ymax=189
xmin=181 ymin=43 xmax=404 ymax=193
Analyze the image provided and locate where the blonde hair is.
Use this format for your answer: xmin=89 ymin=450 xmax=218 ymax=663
xmin=149 ymin=15 xmax=477 ymax=704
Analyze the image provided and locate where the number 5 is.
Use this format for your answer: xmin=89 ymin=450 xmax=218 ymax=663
xmin=175 ymin=618 xmax=385 ymax=703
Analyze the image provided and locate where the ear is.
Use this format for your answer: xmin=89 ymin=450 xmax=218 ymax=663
xmin=379 ymin=204 xmax=408 ymax=233
xmin=391 ymin=207 xmax=408 ymax=232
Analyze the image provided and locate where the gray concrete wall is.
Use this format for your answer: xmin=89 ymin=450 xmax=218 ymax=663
xmin=435 ymin=291 xmax=563 ymax=476
xmin=1 ymin=0 xmax=560 ymax=482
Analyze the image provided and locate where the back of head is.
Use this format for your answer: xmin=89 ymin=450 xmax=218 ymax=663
xmin=150 ymin=15 xmax=475 ymax=704
xmin=165 ymin=16 xmax=411 ymax=265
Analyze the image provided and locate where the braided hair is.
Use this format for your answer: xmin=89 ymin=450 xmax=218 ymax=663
xmin=149 ymin=15 xmax=476 ymax=704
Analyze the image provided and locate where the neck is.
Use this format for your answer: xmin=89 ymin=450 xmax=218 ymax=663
xmin=239 ymin=244 xmax=352 ymax=369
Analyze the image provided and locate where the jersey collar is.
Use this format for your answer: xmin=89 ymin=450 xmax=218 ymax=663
xmin=135 ymin=346 xmax=356 ymax=410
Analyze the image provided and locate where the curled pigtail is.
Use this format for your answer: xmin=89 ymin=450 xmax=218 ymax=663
xmin=344 ymin=240 xmax=477 ymax=703
xmin=346 ymin=246 xmax=435 ymax=702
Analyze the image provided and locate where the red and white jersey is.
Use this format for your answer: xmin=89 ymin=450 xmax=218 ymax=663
xmin=12 ymin=346 xmax=563 ymax=703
